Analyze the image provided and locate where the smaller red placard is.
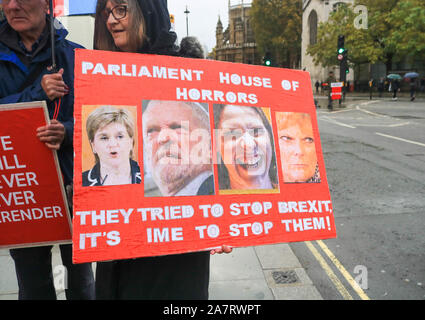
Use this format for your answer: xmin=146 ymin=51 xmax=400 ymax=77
xmin=0 ymin=102 xmax=72 ymax=249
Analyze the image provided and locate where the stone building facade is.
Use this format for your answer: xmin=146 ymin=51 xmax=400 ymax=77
xmin=302 ymin=0 xmax=354 ymax=85
xmin=215 ymin=0 xmax=260 ymax=65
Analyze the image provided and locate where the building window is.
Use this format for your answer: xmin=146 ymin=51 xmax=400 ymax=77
xmin=333 ymin=2 xmax=348 ymax=12
xmin=308 ymin=10 xmax=318 ymax=45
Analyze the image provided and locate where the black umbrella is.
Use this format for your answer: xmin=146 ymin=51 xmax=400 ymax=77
xmin=48 ymin=0 xmax=57 ymax=72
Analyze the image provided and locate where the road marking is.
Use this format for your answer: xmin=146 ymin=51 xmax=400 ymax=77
xmin=316 ymin=240 xmax=370 ymax=300
xmin=359 ymin=101 xmax=380 ymax=106
xmin=319 ymin=116 xmax=356 ymax=129
xmin=356 ymin=106 xmax=389 ymax=118
xmin=351 ymin=122 xmax=410 ymax=128
xmin=305 ymin=241 xmax=354 ymax=300
xmin=326 ymin=109 xmax=353 ymax=114
xmin=375 ymin=132 xmax=425 ymax=147
xmin=386 ymin=122 xmax=410 ymax=128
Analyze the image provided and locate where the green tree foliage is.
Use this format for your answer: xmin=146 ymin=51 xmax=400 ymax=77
xmin=307 ymin=0 xmax=425 ymax=71
xmin=389 ymin=0 xmax=425 ymax=62
xmin=250 ymin=0 xmax=302 ymax=68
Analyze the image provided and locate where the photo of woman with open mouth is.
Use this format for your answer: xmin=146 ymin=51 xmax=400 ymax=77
xmin=82 ymin=105 xmax=141 ymax=186
xmin=214 ymin=104 xmax=279 ymax=193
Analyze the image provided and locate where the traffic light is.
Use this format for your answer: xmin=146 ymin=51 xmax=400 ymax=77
xmin=337 ymin=35 xmax=349 ymax=82
xmin=263 ymin=52 xmax=272 ymax=66
xmin=337 ymin=35 xmax=345 ymax=61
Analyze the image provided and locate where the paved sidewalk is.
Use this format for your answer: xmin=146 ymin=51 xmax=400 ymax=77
xmin=0 ymin=243 xmax=322 ymax=300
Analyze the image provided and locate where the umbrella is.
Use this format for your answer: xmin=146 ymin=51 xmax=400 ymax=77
xmin=387 ymin=74 xmax=402 ymax=80
xmin=49 ymin=0 xmax=57 ymax=72
xmin=404 ymin=72 xmax=419 ymax=79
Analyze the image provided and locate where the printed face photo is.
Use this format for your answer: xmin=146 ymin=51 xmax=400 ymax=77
xmin=90 ymin=122 xmax=133 ymax=168
xmin=82 ymin=105 xmax=141 ymax=187
xmin=214 ymin=104 xmax=279 ymax=193
xmin=276 ymin=112 xmax=320 ymax=183
xmin=142 ymin=100 xmax=214 ymax=197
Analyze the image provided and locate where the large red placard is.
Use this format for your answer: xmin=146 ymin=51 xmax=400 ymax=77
xmin=73 ymin=49 xmax=336 ymax=263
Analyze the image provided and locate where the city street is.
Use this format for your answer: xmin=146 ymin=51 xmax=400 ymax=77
xmin=291 ymin=97 xmax=425 ymax=300
xmin=1 ymin=0 xmax=425 ymax=304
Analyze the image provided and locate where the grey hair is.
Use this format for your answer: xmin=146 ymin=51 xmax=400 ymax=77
xmin=143 ymin=100 xmax=210 ymax=130
xmin=179 ymin=36 xmax=205 ymax=59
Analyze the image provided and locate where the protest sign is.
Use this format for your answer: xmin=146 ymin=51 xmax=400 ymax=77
xmin=73 ymin=49 xmax=336 ymax=263
xmin=0 ymin=102 xmax=72 ymax=249
xmin=331 ymin=82 xmax=344 ymax=100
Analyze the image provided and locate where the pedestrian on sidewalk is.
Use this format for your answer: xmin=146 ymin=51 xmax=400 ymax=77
xmin=0 ymin=0 xmax=95 ymax=300
xmin=391 ymin=79 xmax=400 ymax=101
xmin=377 ymin=77 xmax=385 ymax=98
xmin=325 ymin=71 xmax=336 ymax=110
xmin=93 ymin=0 xmax=232 ymax=300
xmin=369 ymin=78 xmax=374 ymax=100
xmin=409 ymin=77 xmax=418 ymax=101
xmin=315 ymin=80 xmax=320 ymax=94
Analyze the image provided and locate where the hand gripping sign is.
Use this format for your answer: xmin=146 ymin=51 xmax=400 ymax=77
xmin=72 ymin=49 xmax=336 ymax=263
xmin=0 ymin=102 xmax=72 ymax=249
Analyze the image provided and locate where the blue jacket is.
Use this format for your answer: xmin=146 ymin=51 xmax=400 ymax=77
xmin=0 ymin=17 xmax=83 ymax=186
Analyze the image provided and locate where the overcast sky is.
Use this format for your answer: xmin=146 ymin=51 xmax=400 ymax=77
xmin=168 ymin=0 xmax=252 ymax=53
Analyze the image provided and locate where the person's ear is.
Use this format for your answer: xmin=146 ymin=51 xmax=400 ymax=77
xmin=90 ymin=141 xmax=97 ymax=154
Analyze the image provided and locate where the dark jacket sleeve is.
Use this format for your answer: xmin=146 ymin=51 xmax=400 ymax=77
xmin=0 ymin=73 xmax=49 ymax=104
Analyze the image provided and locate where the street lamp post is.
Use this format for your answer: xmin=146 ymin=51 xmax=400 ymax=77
xmin=184 ymin=5 xmax=190 ymax=36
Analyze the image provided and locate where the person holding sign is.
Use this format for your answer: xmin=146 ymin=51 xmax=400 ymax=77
xmin=214 ymin=104 xmax=279 ymax=192
xmin=93 ymin=0 xmax=231 ymax=300
xmin=276 ymin=112 xmax=321 ymax=183
xmin=83 ymin=106 xmax=141 ymax=186
xmin=0 ymin=0 xmax=94 ymax=299
xmin=142 ymin=100 xmax=214 ymax=197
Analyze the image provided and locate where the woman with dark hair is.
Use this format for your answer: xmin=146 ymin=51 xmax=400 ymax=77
xmin=93 ymin=0 xmax=230 ymax=300
xmin=214 ymin=104 xmax=279 ymax=191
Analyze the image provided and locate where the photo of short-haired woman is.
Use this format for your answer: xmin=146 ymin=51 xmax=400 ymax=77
xmin=82 ymin=105 xmax=141 ymax=186
xmin=213 ymin=104 xmax=279 ymax=194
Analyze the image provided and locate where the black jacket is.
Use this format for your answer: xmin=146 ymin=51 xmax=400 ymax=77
xmin=82 ymin=159 xmax=141 ymax=186
xmin=96 ymin=0 xmax=210 ymax=300
xmin=136 ymin=0 xmax=179 ymax=55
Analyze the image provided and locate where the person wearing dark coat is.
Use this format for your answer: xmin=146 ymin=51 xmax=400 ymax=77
xmin=0 ymin=0 xmax=94 ymax=300
xmin=93 ymin=0 xmax=231 ymax=300
xmin=409 ymin=77 xmax=418 ymax=101
xmin=391 ymin=79 xmax=400 ymax=100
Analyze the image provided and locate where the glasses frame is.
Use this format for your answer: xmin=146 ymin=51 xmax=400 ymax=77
xmin=103 ymin=4 xmax=128 ymax=22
